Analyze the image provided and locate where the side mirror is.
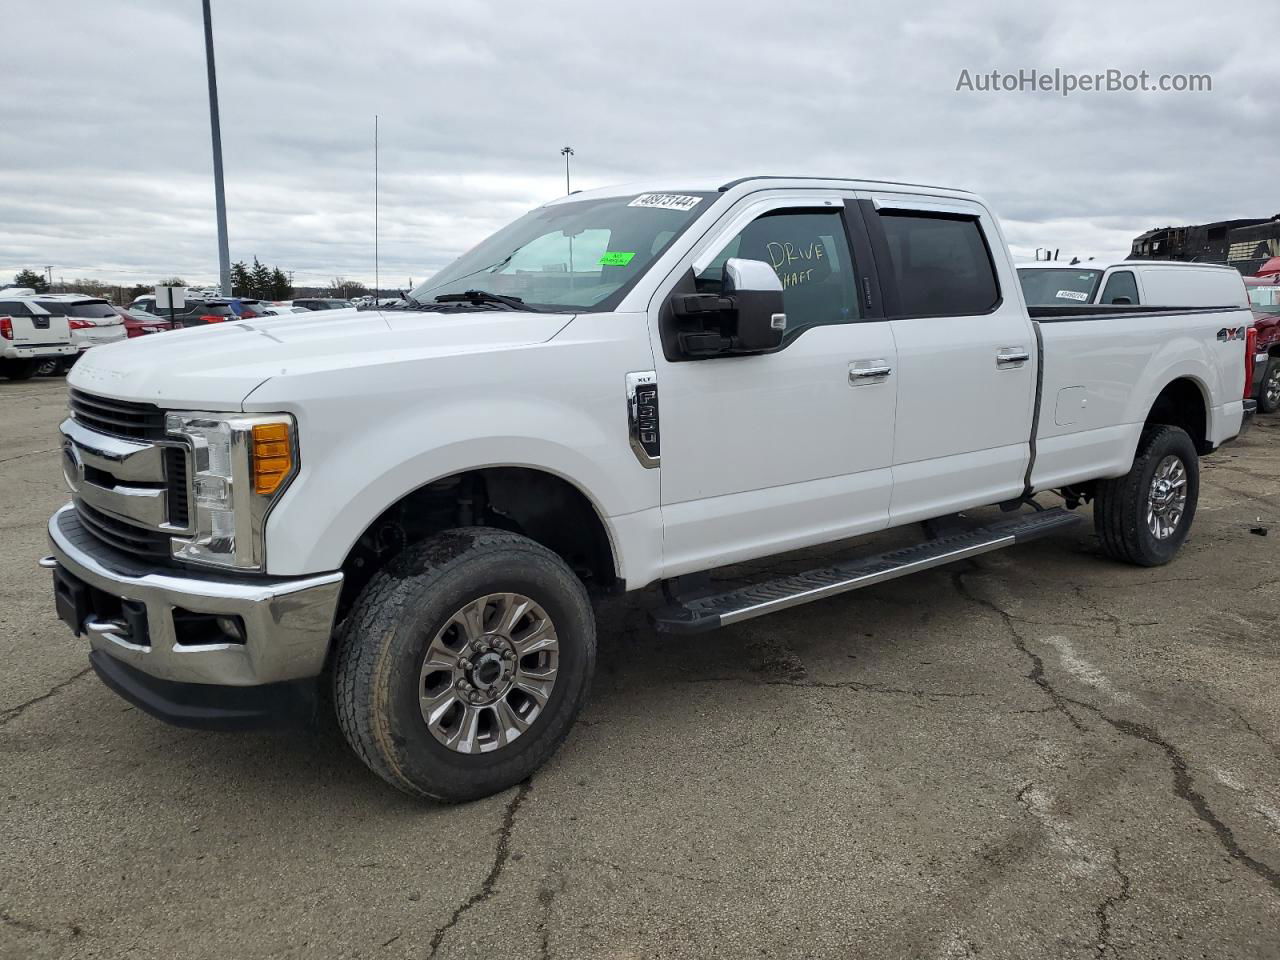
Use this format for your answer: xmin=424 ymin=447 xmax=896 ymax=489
xmin=667 ymin=259 xmax=786 ymax=358
xmin=723 ymin=258 xmax=786 ymax=351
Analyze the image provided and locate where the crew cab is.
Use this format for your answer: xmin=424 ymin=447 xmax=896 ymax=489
xmin=41 ymin=176 xmax=1254 ymax=802
xmin=0 ymin=298 xmax=77 ymax=380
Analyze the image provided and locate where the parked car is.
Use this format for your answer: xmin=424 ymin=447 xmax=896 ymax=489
xmin=0 ymin=297 xmax=76 ymax=379
xmin=261 ymin=306 xmax=308 ymax=316
xmin=1245 ymin=277 xmax=1280 ymax=412
xmin=112 ymin=306 xmax=176 ymax=338
xmin=31 ymin=295 xmax=128 ymax=358
xmin=1017 ymin=259 xmax=1250 ymax=308
xmin=127 ymin=296 xmax=237 ymax=327
xmin=292 ymin=298 xmax=353 ymax=311
xmin=43 ymin=175 xmax=1255 ymax=802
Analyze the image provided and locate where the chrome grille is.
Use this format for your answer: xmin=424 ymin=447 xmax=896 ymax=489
xmin=62 ymin=391 xmax=190 ymax=564
xmin=69 ymin=389 xmax=166 ymax=441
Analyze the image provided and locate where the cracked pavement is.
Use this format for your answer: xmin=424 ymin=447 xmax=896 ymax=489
xmin=2 ymin=376 xmax=1278 ymax=959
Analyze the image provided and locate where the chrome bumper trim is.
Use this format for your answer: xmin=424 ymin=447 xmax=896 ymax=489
xmin=47 ymin=504 xmax=342 ymax=686
xmin=60 ymin=417 xmax=167 ymax=481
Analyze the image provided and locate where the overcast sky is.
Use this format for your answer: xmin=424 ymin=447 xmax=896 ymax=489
xmin=3 ymin=0 xmax=1277 ymax=290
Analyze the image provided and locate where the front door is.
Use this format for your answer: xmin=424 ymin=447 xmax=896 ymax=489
xmin=650 ymin=194 xmax=899 ymax=577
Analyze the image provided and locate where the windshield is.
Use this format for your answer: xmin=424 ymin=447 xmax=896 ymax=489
xmin=1248 ymin=285 xmax=1280 ymax=312
xmin=1017 ymin=268 xmax=1103 ymax=305
xmin=411 ymin=192 xmax=714 ymax=312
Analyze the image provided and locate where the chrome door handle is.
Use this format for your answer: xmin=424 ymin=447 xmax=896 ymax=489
xmin=996 ymin=348 xmax=1030 ymax=368
xmin=849 ymin=362 xmax=892 ymax=384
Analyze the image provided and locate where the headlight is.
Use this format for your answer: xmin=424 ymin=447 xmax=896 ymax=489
xmin=165 ymin=412 xmax=297 ymax=570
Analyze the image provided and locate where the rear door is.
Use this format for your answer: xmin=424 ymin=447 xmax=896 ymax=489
xmin=858 ymin=193 xmax=1037 ymax=524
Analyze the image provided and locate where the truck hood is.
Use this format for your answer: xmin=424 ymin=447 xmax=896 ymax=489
xmin=68 ymin=308 xmax=575 ymax=409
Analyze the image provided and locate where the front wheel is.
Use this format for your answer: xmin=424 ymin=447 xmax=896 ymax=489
xmin=1259 ymin=358 xmax=1280 ymax=415
xmin=333 ymin=528 xmax=595 ymax=802
xmin=1093 ymin=424 xmax=1199 ymax=566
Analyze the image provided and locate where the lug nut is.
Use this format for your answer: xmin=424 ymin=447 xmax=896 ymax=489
xmin=459 ymin=658 xmax=473 ymax=672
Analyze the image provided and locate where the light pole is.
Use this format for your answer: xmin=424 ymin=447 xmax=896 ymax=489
xmin=560 ymin=146 xmax=574 ymax=195
xmin=202 ymin=0 xmax=231 ymax=297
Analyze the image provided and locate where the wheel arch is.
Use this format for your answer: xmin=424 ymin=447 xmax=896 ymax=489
xmin=1144 ymin=375 xmax=1212 ymax=454
xmin=333 ymin=464 xmax=620 ymax=620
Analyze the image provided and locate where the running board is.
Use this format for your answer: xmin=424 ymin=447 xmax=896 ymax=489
xmin=650 ymin=508 xmax=1082 ymax=634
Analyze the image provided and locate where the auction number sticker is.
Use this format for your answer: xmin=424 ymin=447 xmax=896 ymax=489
xmin=598 ymin=251 xmax=636 ymax=266
xmin=628 ymin=193 xmax=703 ymax=212
xmin=1055 ymin=289 xmax=1089 ymax=301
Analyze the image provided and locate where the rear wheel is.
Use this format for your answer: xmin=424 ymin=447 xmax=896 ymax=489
xmin=1094 ymin=425 xmax=1199 ymax=566
xmin=0 ymin=359 xmax=37 ymax=381
xmin=333 ymin=528 xmax=595 ymax=802
xmin=1259 ymin=358 xmax=1280 ymax=414
xmin=34 ymin=358 xmax=60 ymax=377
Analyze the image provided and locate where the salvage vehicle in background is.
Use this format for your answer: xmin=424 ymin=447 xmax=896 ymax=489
xmin=1017 ymin=259 xmax=1249 ymax=308
xmin=0 ymin=297 xmax=76 ymax=380
xmin=41 ymin=176 xmax=1255 ymax=803
xmin=1246 ymin=277 xmax=1280 ymax=412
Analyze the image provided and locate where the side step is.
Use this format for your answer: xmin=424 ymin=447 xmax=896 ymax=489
xmin=650 ymin=508 xmax=1082 ymax=634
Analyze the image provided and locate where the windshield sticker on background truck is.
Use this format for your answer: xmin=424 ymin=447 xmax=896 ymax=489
xmin=628 ymin=193 xmax=704 ymax=212
xmin=598 ymin=251 xmax=636 ymax=266
xmin=1056 ymin=289 xmax=1089 ymax=301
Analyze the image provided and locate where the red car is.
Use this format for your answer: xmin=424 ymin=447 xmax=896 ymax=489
xmin=112 ymin=305 xmax=177 ymax=338
xmin=1245 ymin=277 xmax=1280 ymax=413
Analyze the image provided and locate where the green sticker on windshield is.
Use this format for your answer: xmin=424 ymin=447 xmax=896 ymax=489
xmin=598 ymin=251 xmax=636 ymax=266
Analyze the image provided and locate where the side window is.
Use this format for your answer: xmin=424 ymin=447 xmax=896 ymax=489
xmin=0 ymin=301 xmax=28 ymax=316
xmin=695 ymin=209 xmax=860 ymax=339
xmin=1100 ymin=271 xmax=1139 ymax=305
xmin=877 ymin=212 xmax=1000 ymax=317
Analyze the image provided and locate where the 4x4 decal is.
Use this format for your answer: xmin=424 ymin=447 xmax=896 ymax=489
xmin=1217 ymin=326 xmax=1246 ymax=342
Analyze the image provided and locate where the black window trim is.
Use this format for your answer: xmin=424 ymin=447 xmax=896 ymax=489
xmin=1099 ymin=269 xmax=1140 ymax=305
xmin=860 ymin=201 xmax=1005 ymax=321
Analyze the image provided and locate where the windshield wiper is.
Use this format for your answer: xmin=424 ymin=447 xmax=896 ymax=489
xmin=434 ymin=290 xmax=539 ymax=312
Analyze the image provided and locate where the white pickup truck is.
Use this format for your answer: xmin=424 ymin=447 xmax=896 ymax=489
xmin=42 ymin=176 xmax=1255 ymax=802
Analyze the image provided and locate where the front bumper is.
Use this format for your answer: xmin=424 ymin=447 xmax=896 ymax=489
xmin=45 ymin=504 xmax=342 ymax=689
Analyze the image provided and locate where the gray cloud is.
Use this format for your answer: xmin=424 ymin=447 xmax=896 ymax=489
xmin=2 ymin=0 xmax=1277 ymax=288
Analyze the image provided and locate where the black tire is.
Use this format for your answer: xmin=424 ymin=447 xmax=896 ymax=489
xmin=0 ymin=358 xmax=37 ymax=381
xmin=34 ymin=358 xmax=60 ymax=377
xmin=333 ymin=528 xmax=595 ymax=802
xmin=1094 ymin=424 xmax=1199 ymax=566
xmin=1258 ymin=358 xmax=1280 ymax=415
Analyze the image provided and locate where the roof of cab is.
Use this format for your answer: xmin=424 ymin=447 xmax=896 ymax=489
xmin=547 ymin=175 xmax=978 ymax=206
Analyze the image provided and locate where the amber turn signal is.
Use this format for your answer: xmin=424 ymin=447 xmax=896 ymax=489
xmin=251 ymin=422 xmax=293 ymax=494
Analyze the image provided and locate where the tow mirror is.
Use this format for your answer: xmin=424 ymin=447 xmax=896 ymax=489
xmin=667 ymin=258 xmax=786 ymax=358
xmin=723 ymin=258 xmax=786 ymax=351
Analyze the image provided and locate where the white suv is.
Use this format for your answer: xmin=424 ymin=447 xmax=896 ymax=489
xmin=33 ymin=295 xmax=128 ymax=355
xmin=0 ymin=297 xmax=76 ymax=380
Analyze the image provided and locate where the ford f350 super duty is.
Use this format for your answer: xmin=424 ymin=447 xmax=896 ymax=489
xmin=41 ymin=176 xmax=1256 ymax=802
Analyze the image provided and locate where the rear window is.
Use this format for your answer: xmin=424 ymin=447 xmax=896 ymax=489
xmin=36 ymin=301 xmax=69 ymax=316
xmin=68 ymin=301 xmax=119 ymax=319
xmin=1018 ymin=268 xmax=1104 ymax=306
xmin=879 ymin=212 xmax=1001 ymax=317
